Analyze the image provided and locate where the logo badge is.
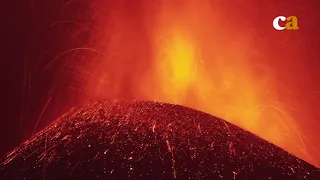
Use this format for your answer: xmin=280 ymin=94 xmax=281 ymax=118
xmin=273 ymin=16 xmax=299 ymax=30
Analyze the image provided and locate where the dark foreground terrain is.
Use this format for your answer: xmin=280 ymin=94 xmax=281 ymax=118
xmin=0 ymin=100 xmax=319 ymax=179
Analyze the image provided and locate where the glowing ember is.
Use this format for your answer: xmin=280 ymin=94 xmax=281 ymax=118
xmin=1 ymin=100 xmax=319 ymax=179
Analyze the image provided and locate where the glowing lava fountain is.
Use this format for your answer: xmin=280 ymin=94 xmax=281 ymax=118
xmin=31 ymin=0 xmax=320 ymax=167
xmin=62 ymin=0 xmax=320 ymax=167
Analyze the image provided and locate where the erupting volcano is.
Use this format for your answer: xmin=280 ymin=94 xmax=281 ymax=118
xmin=2 ymin=1 xmax=320 ymax=179
xmin=1 ymin=100 xmax=319 ymax=179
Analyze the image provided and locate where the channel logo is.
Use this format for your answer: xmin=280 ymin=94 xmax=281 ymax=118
xmin=273 ymin=16 xmax=299 ymax=30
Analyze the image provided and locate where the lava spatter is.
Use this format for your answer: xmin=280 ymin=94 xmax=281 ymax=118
xmin=0 ymin=100 xmax=319 ymax=179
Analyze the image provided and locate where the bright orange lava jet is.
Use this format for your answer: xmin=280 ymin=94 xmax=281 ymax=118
xmin=51 ymin=0 xmax=320 ymax=167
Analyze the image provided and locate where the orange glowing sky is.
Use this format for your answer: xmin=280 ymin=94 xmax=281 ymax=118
xmin=41 ymin=0 xmax=320 ymax=167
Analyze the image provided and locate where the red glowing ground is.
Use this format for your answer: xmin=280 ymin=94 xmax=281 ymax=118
xmin=1 ymin=100 xmax=319 ymax=179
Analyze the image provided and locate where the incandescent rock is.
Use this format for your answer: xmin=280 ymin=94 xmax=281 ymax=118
xmin=0 ymin=100 xmax=319 ymax=179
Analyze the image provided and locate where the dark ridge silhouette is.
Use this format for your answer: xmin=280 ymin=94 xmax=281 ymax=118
xmin=1 ymin=100 xmax=319 ymax=179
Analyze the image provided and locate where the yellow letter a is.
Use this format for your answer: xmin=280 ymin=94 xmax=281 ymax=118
xmin=285 ymin=16 xmax=299 ymax=30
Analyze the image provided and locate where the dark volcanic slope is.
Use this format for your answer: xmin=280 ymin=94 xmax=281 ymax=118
xmin=0 ymin=100 xmax=319 ymax=180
